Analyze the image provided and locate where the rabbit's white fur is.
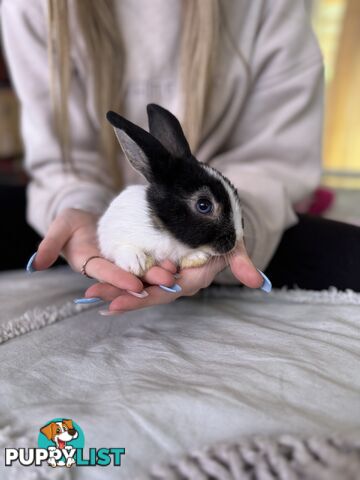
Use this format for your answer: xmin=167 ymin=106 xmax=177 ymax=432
xmin=98 ymin=185 xmax=213 ymax=275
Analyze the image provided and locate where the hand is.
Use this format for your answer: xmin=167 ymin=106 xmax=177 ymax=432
xmin=29 ymin=208 xmax=177 ymax=294
xmin=84 ymin=241 xmax=266 ymax=315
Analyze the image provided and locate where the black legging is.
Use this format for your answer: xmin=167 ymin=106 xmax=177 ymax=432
xmin=1 ymin=185 xmax=359 ymax=292
xmin=0 ymin=185 xmax=64 ymax=270
xmin=265 ymin=214 xmax=360 ymax=291
xmin=0 ymin=185 xmax=42 ymax=271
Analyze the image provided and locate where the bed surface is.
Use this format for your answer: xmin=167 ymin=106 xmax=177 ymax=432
xmin=0 ymin=267 xmax=359 ymax=479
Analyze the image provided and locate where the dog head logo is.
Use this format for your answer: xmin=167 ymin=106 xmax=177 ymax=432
xmin=38 ymin=418 xmax=84 ymax=468
xmin=40 ymin=419 xmax=78 ymax=449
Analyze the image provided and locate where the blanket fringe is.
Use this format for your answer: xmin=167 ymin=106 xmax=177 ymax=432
xmin=2 ymin=285 xmax=360 ymax=346
xmin=0 ymin=301 xmax=94 ymax=345
xmin=204 ymin=285 xmax=360 ymax=305
xmin=146 ymin=435 xmax=360 ymax=480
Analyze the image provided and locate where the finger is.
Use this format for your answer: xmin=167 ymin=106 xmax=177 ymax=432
xmin=158 ymin=260 xmax=178 ymax=274
xmin=179 ymin=255 xmax=226 ymax=290
xmin=85 ymin=282 xmax=126 ymax=302
xmin=103 ymin=257 xmax=227 ymax=314
xmin=34 ymin=215 xmax=75 ymax=270
xmin=85 ymin=257 xmax=144 ymax=293
xmin=142 ymin=265 xmax=176 ymax=287
xmin=229 ymin=243 xmax=263 ymax=288
xmin=107 ymin=258 xmax=225 ymax=313
xmin=107 ymin=284 xmax=180 ymax=313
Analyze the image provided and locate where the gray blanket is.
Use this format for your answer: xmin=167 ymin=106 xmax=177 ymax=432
xmin=0 ymin=267 xmax=359 ymax=479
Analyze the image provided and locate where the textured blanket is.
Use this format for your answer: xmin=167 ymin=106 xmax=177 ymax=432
xmin=0 ymin=267 xmax=359 ymax=479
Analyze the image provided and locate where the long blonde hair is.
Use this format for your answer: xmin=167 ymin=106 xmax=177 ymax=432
xmin=47 ymin=0 xmax=220 ymax=188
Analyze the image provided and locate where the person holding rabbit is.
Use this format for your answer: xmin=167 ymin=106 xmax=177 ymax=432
xmin=2 ymin=0 xmax=358 ymax=314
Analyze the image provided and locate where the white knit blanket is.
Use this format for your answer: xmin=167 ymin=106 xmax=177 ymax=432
xmin=0 ymin=267 xmax=359 ymax=479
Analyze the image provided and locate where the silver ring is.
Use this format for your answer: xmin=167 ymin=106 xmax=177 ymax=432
xmin=80 ymin=255 xmax=102 ymax=279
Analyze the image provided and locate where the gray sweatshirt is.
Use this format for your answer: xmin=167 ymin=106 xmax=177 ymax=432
xmin=1 ymin=0 xmax=324 ymax=273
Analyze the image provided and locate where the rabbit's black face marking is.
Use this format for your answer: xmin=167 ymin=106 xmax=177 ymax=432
xmin=146 ymin=155 xmax=241 ymax=253
xmin=107 ymin=104 xmax=243 ymax=254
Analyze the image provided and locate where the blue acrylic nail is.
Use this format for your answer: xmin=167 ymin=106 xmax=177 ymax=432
xmin=73 ymin=297 xmax=102 ymax=304
xmin=26 ymin=252 xmax=37 ymax=273
xmin=257 ymin=269 xmax=272 ymax=293
xmin=159 ymin=283 xmax=182 ymax=293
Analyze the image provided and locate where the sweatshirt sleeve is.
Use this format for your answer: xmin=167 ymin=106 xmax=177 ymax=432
xmin=1 ymin=0 xmax=115 ymax=236
xmin=210 ymin=0 xmax=324 ymax=271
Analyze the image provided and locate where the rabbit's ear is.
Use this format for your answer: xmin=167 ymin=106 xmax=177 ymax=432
xmin=147 ymin=104 xmax=192 ymax=159
xmin=106 ymin=111 xmax=169 ymax=182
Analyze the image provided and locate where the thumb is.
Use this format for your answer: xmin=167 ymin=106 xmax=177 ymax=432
xmin=229 ymin=242 xmax=272 ymax=291
xmin=32 ymin=214 xmax=73 ymax=270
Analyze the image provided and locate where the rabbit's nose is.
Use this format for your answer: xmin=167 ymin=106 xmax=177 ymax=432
xmin=215 ymin=232 xmax=236 ymax=253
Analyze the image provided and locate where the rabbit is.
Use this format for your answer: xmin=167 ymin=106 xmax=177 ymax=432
xmin=97 ymin=104 xmax=244 ymax=277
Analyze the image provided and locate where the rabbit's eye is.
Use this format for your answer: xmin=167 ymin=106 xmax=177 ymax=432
xmin=196 ymin=198 xmax=213 ymax=214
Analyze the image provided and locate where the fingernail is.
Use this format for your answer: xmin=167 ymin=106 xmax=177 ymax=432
xmin=99 ymin=309 xmax=122 ymax=316
xmin=126 ymin=290 xmax=149 ymax=299
xmin=73 ymin=297 xmax=102 ymax=304
xmin=159 ymin=283 xmax=182 ymax=293
xmin=257 ymin=269 xmax=272 ymax=293
xmin=26 ymin=252 xmax=37 ymax=273
xmin=174 ymin=273 xmax=181 ymax=279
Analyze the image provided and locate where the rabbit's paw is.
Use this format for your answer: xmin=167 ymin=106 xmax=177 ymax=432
xmin=114 ymin=246 xmax=155 ymax=276
xmin=180 ymin=252 xmax=211 ymax=269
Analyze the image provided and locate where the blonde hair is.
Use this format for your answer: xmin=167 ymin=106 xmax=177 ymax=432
xmin=47 ymin=0 xmax=220 ymax=187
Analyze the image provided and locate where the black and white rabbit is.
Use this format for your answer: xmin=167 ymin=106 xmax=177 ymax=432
xmin=97 ymin=104 xmax=244 ymax=276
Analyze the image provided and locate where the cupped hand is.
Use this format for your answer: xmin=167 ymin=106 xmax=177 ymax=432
xmin=85 ymin=241 xmax=265 ymax=315
xmin=29 ymin=208 xmax=177 ymax=294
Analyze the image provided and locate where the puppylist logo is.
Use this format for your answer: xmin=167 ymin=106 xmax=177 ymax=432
xmin=5 ymin=418 xmax=125 ymax=468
